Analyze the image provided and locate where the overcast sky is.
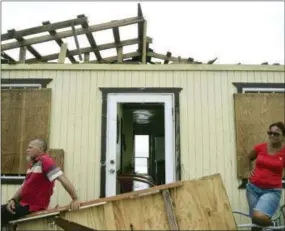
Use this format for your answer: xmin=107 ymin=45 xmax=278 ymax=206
xmin=1 ymin=1 xmax=284 ymax=64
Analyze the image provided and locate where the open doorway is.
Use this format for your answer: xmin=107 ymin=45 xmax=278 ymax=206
xmin=117 ymin=103 xmax=166 ymax=193
xmin=104 ymin=93 xmax=175 ymax=197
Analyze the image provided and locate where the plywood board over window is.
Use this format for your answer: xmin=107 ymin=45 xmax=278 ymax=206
xmin=234 ymin=93 xmax=285 ymax=178
xmin=1 ymin=88 xmax=51 ymax=174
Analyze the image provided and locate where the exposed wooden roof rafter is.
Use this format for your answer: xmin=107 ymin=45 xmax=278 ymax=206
xmin=1 ymin=4 xmax=220 ymax=65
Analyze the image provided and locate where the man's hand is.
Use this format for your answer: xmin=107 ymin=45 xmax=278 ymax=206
xmin=69 ymin=199 xmax=80 ymax=211
xmin=6 ymin=199 xmax=16 ymax=214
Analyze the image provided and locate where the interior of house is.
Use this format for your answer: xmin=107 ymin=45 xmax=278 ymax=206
xmin=116 ymin=102 xmax=165 ymax=194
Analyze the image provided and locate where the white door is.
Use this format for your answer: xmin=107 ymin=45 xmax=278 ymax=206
xmin=105 ymin=93 xmax=175 ymax=197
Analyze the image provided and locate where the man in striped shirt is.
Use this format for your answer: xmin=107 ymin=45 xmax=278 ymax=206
xmin=1 ymin=139 xmax=81 ymax=227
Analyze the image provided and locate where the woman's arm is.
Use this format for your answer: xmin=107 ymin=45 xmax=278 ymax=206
xmin=248 ymin=149 xmax=257 ymax=161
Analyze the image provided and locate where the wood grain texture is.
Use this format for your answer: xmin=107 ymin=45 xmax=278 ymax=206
xmin=1 ymin=89 xmax=51 ymax=174
xmin=234 ymin=93 xmax=285 ymax=178
xmin=14 ymin=174 xmax=236 ymax=230
xmin=47 ymin=149 xmax=65 ymax=171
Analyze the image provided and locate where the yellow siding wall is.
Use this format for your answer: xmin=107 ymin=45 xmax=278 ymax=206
xmin=1 ymin=66 xmax=284 ymax=224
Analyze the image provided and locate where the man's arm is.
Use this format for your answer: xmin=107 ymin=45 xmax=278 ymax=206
xmin=56 ymin=174 xmax=79 ymax=201
xmin=42 ymin=157 xmax=80 ymax=210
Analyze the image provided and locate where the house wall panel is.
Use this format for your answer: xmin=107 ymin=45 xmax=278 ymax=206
xmin=1 ymin=65 xmax=284 ymax=224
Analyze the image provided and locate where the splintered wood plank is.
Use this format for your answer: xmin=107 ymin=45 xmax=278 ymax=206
xmin=234 ymin=93 xmax=285 ymax=178
xmin=170 ymin=174 xmax=236 ymax=230
xmin=1 ymin=89 xmax=51 ymax=174
xmin=12 ymin=174 xmax=236 ymax=230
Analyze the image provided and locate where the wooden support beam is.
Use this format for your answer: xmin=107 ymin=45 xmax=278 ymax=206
xmin=42 ymin=21 xmax=77 ymax=63
xmin=54 ymin=217 xmax=97 ymax=231
xmin=71 ymin=24 xmax=82 ymax=61
xmin=162 ymin=189 xmax=179 ymax=230
xmin=137 ymin=3 xmax=147 ymax=63
xmin=77 ymin=14 xmax=102 ymax=62
xmin=112 ymin=26 xmax=123 ymax=63
xmin=1 ymin=16 xmax=88 ymax=41
xmin=58 ymin=43 xmax=67 ymax=64
xmin=1 ymin=52 xmax=15 ymax=62
xmin=25 ymin=37 xmax=152 ymax=63
xmin=84 ymin=52 xmax=90 ymax=63
xmin=19 ymin=46 xmax=27 ymax=63
xmin=141 ymin=21 xmax=147 ymax=63
xmin=8 ymin=29 xmax=42 ymax=60
xmin=2 ymin=17 xmax=144 ymax=51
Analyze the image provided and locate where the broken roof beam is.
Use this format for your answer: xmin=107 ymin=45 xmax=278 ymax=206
xmin=2 ymin=16 xmax=145 ymax=51
xmin=1 ymin=16 xmax=88 ymax=41
xmin=77 ymin=14 xmax=102 ymax=62
xmin=42 ymin=21 xmax=77 ymax=63
xmin=112 ymin=26 xmax=123 ymax=63
xmin=7 ymin=29 xmax=42 ymax=60
xmin=148 ymin=51 xmax=189 ymax=63
xmin=25 ymin=37 xmax=152 ymax=63
xmin=91 ymin=51 xmax=140 ymax=63
xmin=137 ymin=3 xmax=147 ymax=63
xmin=207 ymin=57 xmax=218 ymax=64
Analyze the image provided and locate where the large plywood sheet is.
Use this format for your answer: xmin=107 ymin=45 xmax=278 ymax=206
xmin=14 ymin=174 xmax=236 ymax=230
xmin=1 ymin=89 xmax=51 ymax=174
xmin=234 ymin=93 xmax=285 ymax=178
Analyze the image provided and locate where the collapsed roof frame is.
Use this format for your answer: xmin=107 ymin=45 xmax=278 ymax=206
xmin=1 ymin=4 xmax=217 ymax=65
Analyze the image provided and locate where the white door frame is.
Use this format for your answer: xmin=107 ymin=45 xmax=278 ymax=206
xmin=105 ymin=93 xmax=175 ymax=197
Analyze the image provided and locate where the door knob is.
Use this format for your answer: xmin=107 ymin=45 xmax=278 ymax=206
xmin=110 ymin=160 xmax=115 ymax=164
xmin=109 ymin=169 xmax=115 ymax=174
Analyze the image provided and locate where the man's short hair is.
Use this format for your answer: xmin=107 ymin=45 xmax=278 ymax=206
xmin=32 ymin=138 xmax=48 ymax=152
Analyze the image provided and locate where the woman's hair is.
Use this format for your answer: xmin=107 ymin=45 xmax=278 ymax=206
xmin=269 ymin=121 xmax=285 ymax=136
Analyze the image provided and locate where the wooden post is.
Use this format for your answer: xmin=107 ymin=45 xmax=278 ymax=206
xmin=84 ymin=52 xmax=90 ymax=63
xmin=141 ymin=21 xmax=147 ymax=64
xmin=58 ymin=43 xmax=67 ymax=64
xmin=19 ymin=46 xmax=27 ymax=63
